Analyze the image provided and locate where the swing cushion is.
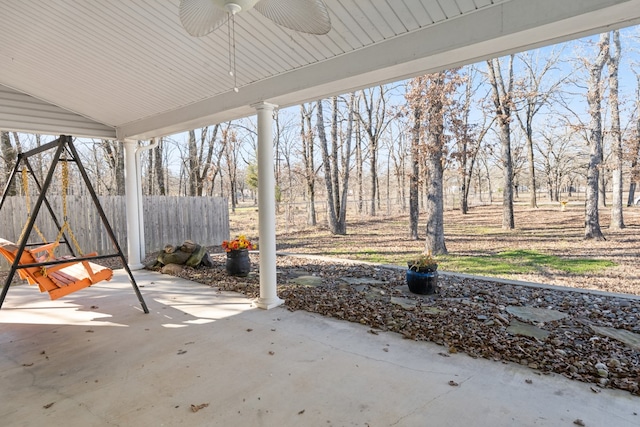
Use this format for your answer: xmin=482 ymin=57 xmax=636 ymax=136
xmin=0 ymin=239 xmax=113 ymax=300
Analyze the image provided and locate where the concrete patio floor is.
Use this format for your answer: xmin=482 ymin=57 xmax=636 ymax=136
xmin=1 ymin=270 xmax=638 ymax=427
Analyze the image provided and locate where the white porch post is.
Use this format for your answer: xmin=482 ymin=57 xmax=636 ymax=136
xmin=252 ymin=102 xmax=284 ymax=310
xmin=123 ymin=139 xmax=144 ymax=270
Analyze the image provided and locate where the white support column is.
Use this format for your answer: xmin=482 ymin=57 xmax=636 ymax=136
xmin=123 ymin=139 xmax=144 ymax=270
xmin=252 ymin=102 xmax=284 ymax=310
xmin=135 ymin=138 xmax=159 ymax=261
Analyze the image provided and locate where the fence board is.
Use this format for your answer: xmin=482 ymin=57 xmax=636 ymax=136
xmin=0 ymin=196 xmax=229 ymax=266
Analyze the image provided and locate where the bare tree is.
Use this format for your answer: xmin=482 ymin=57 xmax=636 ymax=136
xmin=316 ymin=95 xmax=355 ymax=234
xmin=386 ymin=117 xmax=409 ymax=212
xmin=186 ymin=125 xmax=220 ymax=196
xmin=422 ymin=72 xmax=457 ymax=255
xmin=354 ymin=107 xmax=365 ymax=214
xmin=629 ymin=73 xmax=640 ymax=206
xmin=514 ymin=49 xmax=566 ymax=208
xmin=451 ymin=66 xmax=493 ymax=214
xmin=300 ymin=103 xmax=317 ymax=225
xmin=356 ymin=86 xmax=393 ymax=216
xmin=537 ymin=126 xmax=586 ymax=201
xmin=99 ymin=139 xmax=125 ymax=195
xmin=406 ymin=77 xmax=423 ymax=239
xmin=608 ymin=30 xmax=624 ymax=229
xmin=487 ymin=55 xmax=516 ymax=229
xmin=584 ymin=33 xmax=609 ymax=240
xmin=153 ymin=137 xmax=167 ymax=195
xmin=221 ymin=123 xmax=242 ymax=211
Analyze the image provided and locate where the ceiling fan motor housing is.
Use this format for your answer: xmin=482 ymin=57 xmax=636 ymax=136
xmin=212 ymin=0 xmax=260 ymax=13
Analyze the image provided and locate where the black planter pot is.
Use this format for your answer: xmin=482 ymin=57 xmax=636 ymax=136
xmin=226 ymin=249 xmax=251 ymax=277
xmin=406 ymin=269 xmax=438 ymax=295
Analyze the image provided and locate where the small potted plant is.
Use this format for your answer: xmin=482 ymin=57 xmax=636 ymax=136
xmin=406 ymin=251 xmax=438 ymax=294
xmin=222 ymin=235 xmax=254 ymax=277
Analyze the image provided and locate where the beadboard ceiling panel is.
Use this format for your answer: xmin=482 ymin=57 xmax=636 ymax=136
xmin=0 ymin=0 xmax=639 ymax=139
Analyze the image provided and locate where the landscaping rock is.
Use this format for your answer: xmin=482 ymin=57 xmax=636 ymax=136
xmin=506 ymin=305 xmax=569 ymax=323
xmin=161 ymin=263 xmax=184 ymax=275
xmin=290 ymin=275 xmax=323 ymax=287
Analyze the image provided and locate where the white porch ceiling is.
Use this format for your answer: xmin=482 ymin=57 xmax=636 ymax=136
xmin=1 ymin=0 xmax=640 ymax=140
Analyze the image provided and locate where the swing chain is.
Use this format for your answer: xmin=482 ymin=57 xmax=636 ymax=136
xmin=18 ymin=168 xmax=48 ymax=245
xmin=55 ymin=155 xmax=84 ymax=256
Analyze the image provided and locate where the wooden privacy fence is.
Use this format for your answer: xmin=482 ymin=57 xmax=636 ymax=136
xmin=0 ymin=196 xmax=229 ymax=261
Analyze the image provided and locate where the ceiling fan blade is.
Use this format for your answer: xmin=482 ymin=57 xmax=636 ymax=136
xmin=254 ymin=0 xmax=331 ymax=35
xmin=179 ymin=0 xmax=228 ymax=37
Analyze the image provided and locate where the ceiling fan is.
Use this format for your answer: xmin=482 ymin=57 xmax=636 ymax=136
xmin=179 ymin=0 xmax=332 ymax=37
xmin=179 ymin=0 xmax=332 ymax=92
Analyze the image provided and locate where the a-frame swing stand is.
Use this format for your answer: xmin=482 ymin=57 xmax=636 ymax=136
xmin=0 ymin=135 xmax=148 ymax=313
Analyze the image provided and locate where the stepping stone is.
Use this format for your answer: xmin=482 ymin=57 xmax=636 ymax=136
xmin=390 ymin=297 xmax=417 ymax=311
xmin=340 ymin=277 xmax=386 ymax=287
xmin=290 ymin=275 xmax=323 ymax=287
xmin=365 ymin=289 xmax=386 ymax=301
xmin=590 ymin=325 xmax=640 ymax=351
xmin=422 ymin=306 xmax=444 ymax=315
xmin=285 ymin=269 xmax=311 ymax=278
xmin=506 ymin=305 xmax=568 ymax=323
xmin=507 ymin=319 xmax=550 ymax=340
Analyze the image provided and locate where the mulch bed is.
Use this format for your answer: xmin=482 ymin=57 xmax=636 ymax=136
xmin=161 ymin=251 xmax=640 ymax=396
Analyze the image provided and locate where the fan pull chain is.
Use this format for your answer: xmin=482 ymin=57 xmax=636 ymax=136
xmin=227 ymin=11 xmax=239 ymax=93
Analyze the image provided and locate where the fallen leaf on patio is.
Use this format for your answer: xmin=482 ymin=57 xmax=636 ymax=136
xmin=448 ymin=381 xmax=459 ymax=386
xmin=177 ymin=350 xmax=187 ymax=355
xmin=525 ymin=379 xmax=533 ymax=384
xmin=590 ymin=386 xmax=601 ymax=393
xmin=368 ymin=329 xmax=379 ymax=335
xmin=246 ymin=328 xmax=253 ymax=332
xmin=85 ymin=329 xmax=94 ymax=333
xmin=268 ymin=351 xmax=275 ymax=355
xmin=22 ymin=363 xmax=33 ymax=367
xmin=43 ymin=402 xmax=55 ymax=409
xmin=573 ymin=419 xmax=585 ymax=426
xmin=298 ymin=409 xmax=305 ymax=415
xmin=90 ymin=305 xmax=99 ymax=309
xmin=437 ymin=352 xmax=450 ymax=358
xmin=190 ymin=403 xmax=209 ymax=412
xmin=383 ymin=348 xmax=389 ymax=352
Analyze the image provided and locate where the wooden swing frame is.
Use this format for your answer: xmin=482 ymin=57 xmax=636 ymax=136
xmin=0 ymin=135 xmax=148 ymax=313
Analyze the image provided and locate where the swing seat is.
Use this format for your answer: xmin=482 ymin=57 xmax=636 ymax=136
xmin=0 ymin=238 xmax=113 ymax=300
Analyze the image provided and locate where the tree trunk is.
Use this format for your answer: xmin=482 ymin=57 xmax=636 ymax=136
xmin=584 ymin=32 xmax=608 ymax=240
xmin=188 ymin=130 xmax=198 ymax=196
xmin=1 ymin=132 xmax=17 ymax=196
xmin=424 ymin=74 xmax=448 ymax=255
xmin=487 ymin=57 xmax=515 ymax=229
xmin=355 ymin=119 xmax=364 ymax=214
xmin=369 ymin=143 xmax=378 ymax=216
xmin=525 ymin=122 xmax=537 ymax=208
xmin=300 ymin=104 xmax=317 ymax=226
xmin=316 ymin=98 xmax=340 ymax=234
xmin=409 ymin=87 xmax=421 ymax=240
xmin=599 ymin=151 xmax=607 ymax=208
xmin=628 ymin=74 xmax=640 ymax=206
xmin=338 ymin=93 xmax=355 ymax=230
xmin=155 ymin=137 xmax=166 ymax=195
xmin=609 ymin=30 xmax=624 ymax=229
